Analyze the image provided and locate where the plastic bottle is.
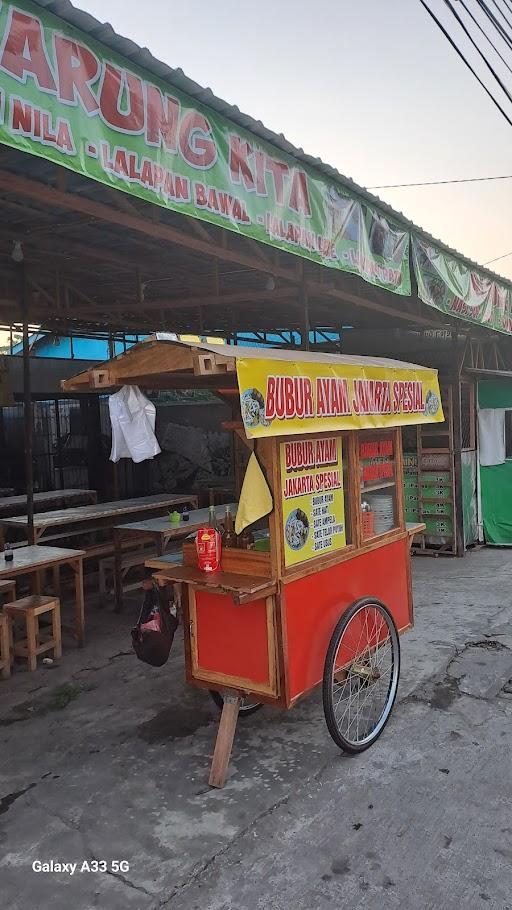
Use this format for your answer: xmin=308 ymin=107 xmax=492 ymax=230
xmin=4 ymin=543 xmax=13 ymax=562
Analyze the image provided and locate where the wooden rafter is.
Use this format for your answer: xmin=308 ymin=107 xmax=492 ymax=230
xmin=0 ymin=169 xmax=300 ymax=284
xmin=132 ymin=286 xmax=299 ymax=312
xmin=306 ymin=280 xmax=441 ymax=328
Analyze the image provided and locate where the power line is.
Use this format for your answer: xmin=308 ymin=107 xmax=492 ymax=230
xmin=484 ymin=248 xmax=512 ymax=263
xmin=456 ymin=0 xmax=512 ymax=76
xmin=489 ymin=0 xmax=512 ymax=32
xmin=442 ymin=0 xmax=512 ymax=107
xmin=418 ymin=0 xmax=512 ymax=127
xmin=368 ymin=173 xmax=512 ymax=188
xmin=367 ymin=0 xmax=512 ymax=190
xmin=474 ymin=0 xmax=512 ymax=52
xmin=411 ymin=3 xmax=512 ymax=271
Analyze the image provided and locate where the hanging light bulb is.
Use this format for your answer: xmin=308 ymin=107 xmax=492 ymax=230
xmin=11 ymin=240 xmax=24 ymax=263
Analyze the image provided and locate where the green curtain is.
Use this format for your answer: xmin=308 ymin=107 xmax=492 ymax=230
xmin=480 ymin=463 xmax=512 ymax=544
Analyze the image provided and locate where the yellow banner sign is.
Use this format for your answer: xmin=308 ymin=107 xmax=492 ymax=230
xmin=236 ymin=358 xmax=443 ymax=438
xmin=280 ymin=436 xmax=347 ymax=566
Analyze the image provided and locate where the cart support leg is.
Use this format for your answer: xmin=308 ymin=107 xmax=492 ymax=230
xmin=208 ymin=695 xmax=241 ymax=789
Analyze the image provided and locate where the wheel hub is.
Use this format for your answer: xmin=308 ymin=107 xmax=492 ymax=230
xmin=350 ymin=662 xmax=381 ymax=682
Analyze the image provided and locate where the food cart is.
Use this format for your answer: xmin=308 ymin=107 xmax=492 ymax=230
xmin=63 ymin=336 xmax=443 ymax=787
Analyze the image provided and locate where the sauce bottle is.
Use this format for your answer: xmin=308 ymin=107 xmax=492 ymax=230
xmin=221 ymin=505 xmax=237 ymax=548
xmin=208 ymin=504 xmax=219 ymax=531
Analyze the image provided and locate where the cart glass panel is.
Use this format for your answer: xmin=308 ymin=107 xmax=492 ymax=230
xmin=359 ymin=431 xmax=399 ymax=540
xmin=280 ymin=433 xmax=351 ymax=567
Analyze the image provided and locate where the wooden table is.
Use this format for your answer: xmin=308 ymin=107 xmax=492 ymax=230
xmin=0 ymin=493 xmax=198 ymax=545
xmin=0 ymin=545 xmax=86 ymax=646
xmin=0 ymin=489 xmax=97 ymax=520
xmin=113 ymin=503 xmax=236 ymax=611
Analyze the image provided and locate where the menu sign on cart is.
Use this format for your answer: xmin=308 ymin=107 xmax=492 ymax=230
xmin=280 ymin=435 xmax=347 ymax=567
xmin=359 ymin=438 xmax=395 ymax=484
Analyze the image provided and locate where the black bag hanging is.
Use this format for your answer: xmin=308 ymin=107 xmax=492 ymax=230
xmin=131 ymin=580 xmax=178 ymax=667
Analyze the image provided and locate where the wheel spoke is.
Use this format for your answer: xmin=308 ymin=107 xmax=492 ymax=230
xmin=326 ymin=602 xmax=399 ymax=749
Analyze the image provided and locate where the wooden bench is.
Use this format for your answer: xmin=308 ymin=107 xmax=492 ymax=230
xmin=83 ymin=534 xmax=151 ymax=563
xmin=100 ymin=542 xmax=187 ymax=601
xmin=99 ymin=547 xmax=158 ymax=601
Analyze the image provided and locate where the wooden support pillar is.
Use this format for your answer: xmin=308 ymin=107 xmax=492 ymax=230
xmin=300 ymin=268 xmax=310 ymax=351
xmin=81 ymin=396 xmax=105 ymax=498
xmin=453 ymin=338 xmax=466 ymax=558
xmin=136 ymin=268 xmax=144 ymax=307
xmin=54 ymin=399 xmax=65 ymax=490
xmin=208 ymin=694 xmax=241 ymax=789
xmin=111 ymin=461 xmax=121 ymax=501
xmin=21 ymin=264 xmax=34 ymax=546
xmin=452 ymin=382 xmax=465 ymax=557
xmin=302 ymin=300 xmax=311 ymax=351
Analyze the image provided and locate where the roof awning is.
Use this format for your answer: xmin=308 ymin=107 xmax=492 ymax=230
xmin=62 ymin=334 xmax=436 ymax=389
xmin=62 ymin=336 xmax=444 ymax=438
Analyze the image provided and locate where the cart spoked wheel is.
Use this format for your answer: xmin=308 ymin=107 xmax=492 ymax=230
xmin=209 ymin=690 xmax=263 ymax=717
xmin=323 ymin=597 xmax=400 ymax=753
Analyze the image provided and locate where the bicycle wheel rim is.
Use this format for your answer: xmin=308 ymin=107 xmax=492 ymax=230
xmin=327 ymin=601 xmax=399 ymax=749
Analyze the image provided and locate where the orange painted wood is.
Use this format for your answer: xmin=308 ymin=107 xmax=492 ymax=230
xmin=193 ymin=590 xmax=273 ymax=686
xmin=150 ymin=564 xmax=275 ymax=603
xmin=181 ymin=541 xmax=271 ymax=577
xmin=283 ymin=535 xmax=413 ymax=704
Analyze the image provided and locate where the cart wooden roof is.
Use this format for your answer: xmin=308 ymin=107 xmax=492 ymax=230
xmin=61 ymin=335 xmax=438 ymax=393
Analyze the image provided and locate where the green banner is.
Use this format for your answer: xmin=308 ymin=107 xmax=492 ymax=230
xmin=0 ymin=0 xmax=410 ymax=295
xmin=413 ymin=237 xmax=512 ymax=335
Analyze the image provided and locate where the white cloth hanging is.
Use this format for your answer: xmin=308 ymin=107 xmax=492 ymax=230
xmin=108 ymin=385 xmax=161 ymax=463
xmin=478 ymin=408 xmax=505 ymax=467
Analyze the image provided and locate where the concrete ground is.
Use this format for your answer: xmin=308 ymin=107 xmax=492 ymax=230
xmin=1 ymin=549 xmax=512 ymax=909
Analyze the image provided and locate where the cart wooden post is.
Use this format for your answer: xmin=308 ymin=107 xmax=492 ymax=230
xmin=209 ymin=694 xmax=242 ymax=788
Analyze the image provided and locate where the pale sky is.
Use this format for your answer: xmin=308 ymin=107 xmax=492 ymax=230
xmin=72 ymin=0 xmax=512 ymax=282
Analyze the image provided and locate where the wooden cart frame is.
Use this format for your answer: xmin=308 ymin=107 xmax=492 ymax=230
xmin=63 ymin=337 xmax=442 ymax=787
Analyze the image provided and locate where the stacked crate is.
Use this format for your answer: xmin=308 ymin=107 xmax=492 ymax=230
xmin=420 ymin=457 xmax=453 ymax=543
xmin=403 ymin=452 xmax=420 ymax=524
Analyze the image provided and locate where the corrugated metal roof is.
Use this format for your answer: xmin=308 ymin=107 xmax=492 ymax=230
xmin=32 ymin=0 xmax=512 ymax=292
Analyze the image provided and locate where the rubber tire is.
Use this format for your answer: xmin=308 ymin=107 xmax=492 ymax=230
xmin=208 ymin=689 xmax=263 ymax=717
xmin=322 ymin=597 xmax=400 ymax=754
